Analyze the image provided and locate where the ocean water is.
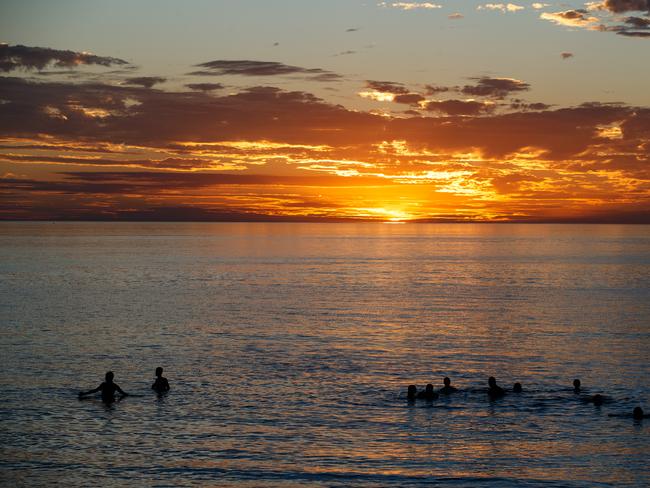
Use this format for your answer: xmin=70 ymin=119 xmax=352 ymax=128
xmin=0 ymin=222 xmax=648 ymax=487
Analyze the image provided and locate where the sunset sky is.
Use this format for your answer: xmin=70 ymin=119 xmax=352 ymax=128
xmin=1 ymin=0 xmax=649 ymax=222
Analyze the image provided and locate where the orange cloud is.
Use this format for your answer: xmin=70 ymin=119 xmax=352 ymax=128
xmin=1 ymin=48 xmax=649 ymax=223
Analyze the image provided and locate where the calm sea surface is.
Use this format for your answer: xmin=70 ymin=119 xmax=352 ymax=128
xmin=1 ymin=222 xmax=649 ymax=487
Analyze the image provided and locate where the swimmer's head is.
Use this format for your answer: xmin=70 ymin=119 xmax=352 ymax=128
xmin=513 ymin=382 xmax=522 ymax=393
xmin=155 ymin=367 xmax=163 ymax=377
xmin=633 ymin=407 xmax=643 ymax=420
xmin=407 ymin=385 xmax=417 ymax=399
xmin=443 ymin=377 xmax=451 ymax=387
xmin=105 ymin=371 xmax=114 ymax=382
xmin=573 ymin=379 xmax=581 ymax=390
xmin=488 ymin=376 xmax=497 ymax=388
xmin=593 ymin=394 xmax=604 ymax=406
xmin=425 ymin=384 xmax=434 ymax=394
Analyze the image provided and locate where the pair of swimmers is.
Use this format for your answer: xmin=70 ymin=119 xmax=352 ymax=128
xmin=78 ymin=367 xmax=170 ymax=403
xmin=485 ymin=377 xmax=526 ymax=397
xmin=573 ymin=378 xmax=609 ymax=406
xmin=487 ymin=377 xmax=526 ymax=396
xmin=407 ymin=377 xmax=458 ymax=400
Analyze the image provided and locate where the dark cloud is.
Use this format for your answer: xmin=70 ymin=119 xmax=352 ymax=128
xmin=185 ymin=83 xmax=224 ymax=91
xmin=0 ymin=154 xmax=218 ymax=170
xmin=0 ymin=77 xmax=379 ymax=147
xmin=0 ymin=171 xmax=389 ymax=196
xmin=611 ymin=13 xmax=650 ymax=36
xmin=188 ymin=59 xmax=342 ymax=81
xmin=510 ymin=99 xmax=551 ymax=110
xmin=461 ymin=77 xmax=530 ymax=98
xmin=123 ymin=76 xmax=166 ymax=88
xmin=542 ymin=6 xmax=650 ymax=37
xmin=33 ymin=69 xmax=79 ymax=76
xmin=0 ymin=78 xmax=650 ymax=168
xmin=310 ymin=72 xmax=344 ymax=82
xmin=366 ymin=80 xmax=410 ymax=94
xmin=2 ymin=76 xmax=645 ymax=162
xmin=393 ymin=93 xmax=426 ymax=105
xmin=618 ymin=29 xmax=650 ymax=35
xmin=509 ymin=101 xmax=551 ymax=111
xmin=0 ymin=178 xmax=364 ymax=222
xmin=594 ymin=0 xmax=650 ymax=13
xmin=623 ymin=15 xmax=650 ymax=27
xmin=0 ymin=43 xmax=128 ymax=72
xmin=425 ymin=84 xmax=451 ymax=95
xmin=0 ymin=143 xmax=128 ymax=153
xmin=410 ymin=210 xmax=650 ymax=224
xmin=423 ymin=99 xmax=494 ymax=116
xmin=525 ymin=102 xmax=551 ymax=110
xmin=389 ymin=102 xmax=636 ymax=159
xmin=346 ymin=27 xmax=360 ymax=32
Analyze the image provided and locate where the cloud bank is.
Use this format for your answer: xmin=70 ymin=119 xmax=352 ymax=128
xmin=1 ymin=45 xmax=648 ymax=223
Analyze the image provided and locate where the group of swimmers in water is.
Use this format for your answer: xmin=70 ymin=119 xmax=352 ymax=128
xmin=406 ymin=377 xmax=648 ymax=420
xmin=77 ymin=369 xmax=646 ymax=420
xmin=78 ymin=367 xmax=170 ymax=403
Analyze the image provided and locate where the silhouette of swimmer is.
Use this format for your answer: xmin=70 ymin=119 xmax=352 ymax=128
xmin=407 ymin=385 xmax=417 ymax=401
xmin=513 ymin=382 xmax=522 ymax=393
xmin=439 ymin=377 xmax=458 ymax=395
xmin=78 ymin=371 xmax=128 ymax=403
xmin=608 ymin=407 xmax=649 ymax=420
xmin=417 ymin=384 xmax=439 ymax=400
xmin=584 ymin=393 xmax=607 ymax=406
xmin=151 ymin=367 xmax=170 ymax=393
xmin=487 ymin=376 xmax=505 ymax=398
xmin=573 ymin=379 xmax=581 ymax=393
xmin=633 ymin=407 xmax=649 ymax=420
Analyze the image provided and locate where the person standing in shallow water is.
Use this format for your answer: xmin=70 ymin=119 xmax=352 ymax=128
xmin=417 ymin=384 xmax=439 ymax=400
xmin=439 ymin=377 xmax=457 ymax=395
xmin=573 ymin=379 xmax=581 ymax=393
xmin=79 ymin=371 xmax=128 ymax=403
xmin=152 ymin=367 xmax=170 ymax=393
xmin=407 ymin=385 xmax=417 ymax=401
xmin=487 ymin=376 xmax=505 ymax=398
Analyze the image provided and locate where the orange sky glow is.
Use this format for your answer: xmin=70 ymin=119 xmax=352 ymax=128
xmin=1 ymin=1 xmax=649 ymax=222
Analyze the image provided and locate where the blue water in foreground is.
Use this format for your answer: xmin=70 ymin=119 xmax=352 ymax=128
xmin=1 ymin=222 xmax=649 ymax=487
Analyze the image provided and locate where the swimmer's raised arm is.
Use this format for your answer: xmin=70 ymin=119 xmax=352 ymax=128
xmin=78 ymin=384 xmax=102 ymax=398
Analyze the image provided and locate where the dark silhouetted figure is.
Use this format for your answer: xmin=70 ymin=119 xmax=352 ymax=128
xmin=152 ymin=367 xmax=170 ymax=393
xmin=585 ymin=393 xmax=605 ymax=406
xmin=78 ymin=371 xmax=128 ymax=403
xmin=573 ymin=379 xmax=581 ymax=393
xmin=513 ymin=382 xmax=522 ymax=393
xmin=487 ymin=376 xmax=505 ymax=398
xmin=417 ymin=383 xmax=439 ymax=400
xmin=608 ymin=407 xmax=648 ymax=420
xmin=407 ymin=385 xmax=417 ymax=401
xmin=439 ymin=377 xmax=457 ymax=395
